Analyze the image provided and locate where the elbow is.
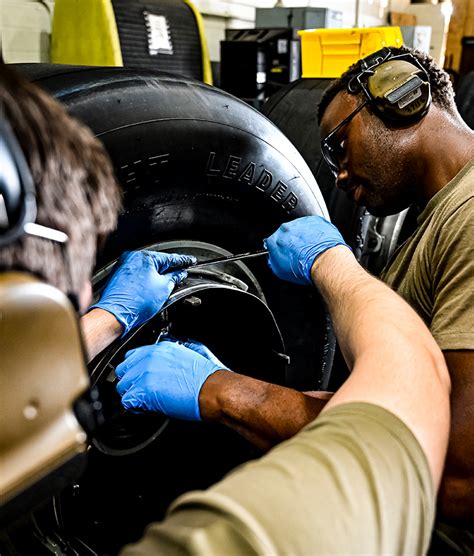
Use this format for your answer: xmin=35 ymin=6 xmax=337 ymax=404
xmin=437 ymin=474 xmax=474 ymax=525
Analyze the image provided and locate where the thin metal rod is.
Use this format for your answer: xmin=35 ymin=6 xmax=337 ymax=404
xmin=191 ymin=249 xmax=268 ymax=269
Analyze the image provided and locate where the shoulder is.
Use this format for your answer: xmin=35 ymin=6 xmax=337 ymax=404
xmin=435 ymin=160 xmax=474 ymax=222
xmin=422 ymin=175 xmax=474 ymax=265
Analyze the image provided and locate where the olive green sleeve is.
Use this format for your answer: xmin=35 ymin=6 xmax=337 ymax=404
xmin=430 ymin=198 xmax=474 ymax=350
xmin=121 ymin=403 xmax=435 ymax=556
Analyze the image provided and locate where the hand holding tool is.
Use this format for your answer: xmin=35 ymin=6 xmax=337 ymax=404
xmin=115 ymin=337 xmax=231 ymax=420
xmin=90 ymin=250 xmax=195 ymax=336
xmin=264 ymin=216 xmax=349 ymax=286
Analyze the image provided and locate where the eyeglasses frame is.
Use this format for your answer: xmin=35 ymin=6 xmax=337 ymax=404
xmin=320 ymin=99 xmax=369 ymax=177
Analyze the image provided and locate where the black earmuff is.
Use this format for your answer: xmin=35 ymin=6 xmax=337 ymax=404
xmin=0 ymin=113 xmax=68 ymax=247
xmin=347 ymin=47 xmax=432 ymax=124
xmin=0 ymin=116 xmax=37 ymax=247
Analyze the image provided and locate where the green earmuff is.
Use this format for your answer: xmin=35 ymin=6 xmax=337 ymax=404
xmin=348 ymin=48 xmax=432 ymax=124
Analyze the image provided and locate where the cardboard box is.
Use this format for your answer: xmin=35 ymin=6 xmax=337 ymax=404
xmin=389 ymin=12 xmax=417 ymax=26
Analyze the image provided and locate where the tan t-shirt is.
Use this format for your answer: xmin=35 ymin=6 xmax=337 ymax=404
xmin=381 ymin=158 xmax=474 ymax=350
xmin=121 ymin=403 xmax=434 ymax=555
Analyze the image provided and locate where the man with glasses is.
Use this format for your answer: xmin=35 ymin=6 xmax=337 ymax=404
xmin=116 ymin=47 xmax=473 ymax=553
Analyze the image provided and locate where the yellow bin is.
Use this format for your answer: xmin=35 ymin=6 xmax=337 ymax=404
xmin=298 ymin=27 xmax=404 ymax=78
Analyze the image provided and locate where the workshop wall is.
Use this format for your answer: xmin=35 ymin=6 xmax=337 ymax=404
xmin=196 ymin=0 xmax=389 ymax=64
xmin=0 ymin=0 xmax=464 ymax=74
xmin=1 ymin=1 xmax=55 ymax=62
xmin=1 ymin=0 xmax=389 ymax=65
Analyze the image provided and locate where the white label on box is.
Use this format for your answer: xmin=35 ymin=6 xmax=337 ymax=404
xmin=144 ymin=12 xmax=173 ymax=55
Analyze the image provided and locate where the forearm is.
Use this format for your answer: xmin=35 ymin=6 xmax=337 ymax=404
xmin=313 ymin=247 xmax=429 ymax=367
xmin=81 ymin=308 xmax=123 ymax=361
xmin=200 ymin=371 xmax=328 ymax=451
xmin=313 ymin=247 xmax=445 ymax=376
xmin=312 ymin=247 xmax=451 ymax=487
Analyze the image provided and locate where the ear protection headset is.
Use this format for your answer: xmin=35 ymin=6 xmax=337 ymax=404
xmin=0 ymin=113 xmax=68 ymax=248
xmin=347 ymin=47 xmax=432 ymax=124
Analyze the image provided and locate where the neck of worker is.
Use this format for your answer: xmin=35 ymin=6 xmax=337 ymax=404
xmin=415 ymin=104 xmax=474 ymax=205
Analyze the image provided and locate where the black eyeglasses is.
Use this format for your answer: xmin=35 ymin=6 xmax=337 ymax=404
xmin=321 ymin=100 xmax=368 ymax=177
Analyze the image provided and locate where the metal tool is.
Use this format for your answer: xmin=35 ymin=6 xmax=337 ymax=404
xmin=164 ymin=249 xmax=268 ymax=273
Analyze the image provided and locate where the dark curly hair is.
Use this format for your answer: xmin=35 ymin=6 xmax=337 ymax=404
xmin=317 ymin=46 xmax=456 ymax=124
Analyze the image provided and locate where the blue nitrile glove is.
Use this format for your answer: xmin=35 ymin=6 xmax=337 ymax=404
xmin=90 ymin=250 xmax=196 ymax=335
xmin=115 ymin=337 xmax=231 ymax=420
xmin=264 ymin=216 xmax=349 ymax=286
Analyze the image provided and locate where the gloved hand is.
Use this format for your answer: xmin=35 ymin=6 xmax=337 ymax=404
xmin=90 ymin=250 xmax=196 ymax=335
xmin=115 ymin=337 xmax=231 ymax=420
xmin=264 ymin=216 xmax=349 ymax=286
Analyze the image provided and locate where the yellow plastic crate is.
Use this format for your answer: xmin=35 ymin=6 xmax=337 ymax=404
xmin=298 ymin=27 xmax=404 ymax=78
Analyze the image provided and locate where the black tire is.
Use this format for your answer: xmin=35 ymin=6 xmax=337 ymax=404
xmin=13 ymin=64 xmax=340 ymax=551
xmin=13 ymin=64 xmax=339 ymax=552
xmin=19 ymin=64 xmax=334 ymax=391
xmin=262 ymin=78 xmax=332 ymax=195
